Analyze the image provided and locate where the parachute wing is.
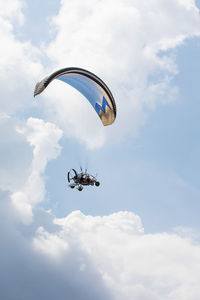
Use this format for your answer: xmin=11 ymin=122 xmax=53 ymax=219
xmin=34 ymin=67 xmax=116 ymax=126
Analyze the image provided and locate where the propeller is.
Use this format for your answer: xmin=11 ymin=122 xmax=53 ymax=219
xmin=68 ymin=169 xmax=78 ymax=182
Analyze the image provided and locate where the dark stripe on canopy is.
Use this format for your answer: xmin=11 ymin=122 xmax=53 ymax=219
xmin=43 ymin=67 xmax=116 ymax=118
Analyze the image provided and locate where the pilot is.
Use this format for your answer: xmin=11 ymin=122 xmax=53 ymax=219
xmin=85 ymin=175 xmax=90 ymax=184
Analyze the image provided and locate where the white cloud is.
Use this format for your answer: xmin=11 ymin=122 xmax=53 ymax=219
xmin=0 ymin=199 xmax=113 ymax=300
xmin=0 ymin=114 xmax=32 ymax=191
xmin=39 ymin=0 xmax=200 ymax=148
xmin=0 ymin=0 xmax=63 ymax=223
xmin=0 ymin=116 xmax=62 ymax=225
xmin=0 ymin=203 xmax=200 ymax=299
xmin=34 ymin=225 xmax=69 ymax=258
xmin=11 ymin=118 xmax=62 ymax=224
xmin=0 ymin=0 xmax=25 ymax=25
xmin=0 ymin=0 xmax=43 ymax=115
xmin=32 ymin=210 xmax=200 ymax=300
xmin=0 ymin=115 xmax=63 ymax=225
xmin=174 ymin=226 xmax=200 ymax=243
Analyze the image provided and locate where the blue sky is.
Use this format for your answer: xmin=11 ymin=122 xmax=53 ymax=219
xmin=1 ymin=0 xmax=200 ymax=299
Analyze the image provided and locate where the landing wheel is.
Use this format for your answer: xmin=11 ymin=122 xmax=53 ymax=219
xmin=78 ymin=186 xmax=83 ymax=191
xmin=95 ymin=181 xmax=100 ymax=187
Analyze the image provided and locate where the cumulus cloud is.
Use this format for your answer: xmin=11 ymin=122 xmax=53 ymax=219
xmin=0 ymin=195 xmax=113 ymax=300
xmin=0 ymin=116 xmax=62 ymax=225
xmin=0 ymin=0 xmax=63 ymax=223
xmin=0 ymin=114 xmax=32 ymax=191
xmin=40 ymin=0 xmax=200 ymax=148
xmin=1 ymin=201 xmax=200 ymax=300
xmin=0 ymin=0 xmax=43 ymax=114
xmin=10 ymin=118 xmax=62 ymax=224
xmin=32 ymin=210 xmax=200 ymax=300
xmin=0 ymin=0 xmax=25 ymax=25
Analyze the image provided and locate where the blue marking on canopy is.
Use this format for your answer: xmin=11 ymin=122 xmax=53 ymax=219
xmin=95 ymin=96 xmax=111 ymax=115
xmin=56 ymin=74 xmax=102 ymax=110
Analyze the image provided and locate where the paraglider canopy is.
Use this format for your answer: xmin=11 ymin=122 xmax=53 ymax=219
xmin=34 ymin=67 xmax=116 ymax=126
